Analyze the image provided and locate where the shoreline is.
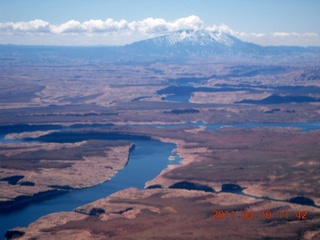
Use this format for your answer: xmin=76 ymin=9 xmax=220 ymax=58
xmin=0 ymin=189 xmax=67 ymax=213
xmin=1 ymin=138 xmax=178 ymax=238
xmin=0 ymin=141 xmax=135 ymax=214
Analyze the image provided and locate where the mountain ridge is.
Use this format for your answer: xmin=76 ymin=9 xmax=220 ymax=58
xmin=122 ymin=29 xmax=319 ymax=61
xmin=0 ymin=30 xmax=319 ymax=63
xmin=126 ymin=29 xmax=260 ymax=53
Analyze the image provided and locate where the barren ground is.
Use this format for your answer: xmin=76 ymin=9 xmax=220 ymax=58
xmin=1 ymin=55 xmax=320 ymax=239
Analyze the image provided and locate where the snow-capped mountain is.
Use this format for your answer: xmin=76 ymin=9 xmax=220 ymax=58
xmin=123 ymin=29 xmax=262 ymax=59
xmin=22 ymin=29 xmax=314 ymax=62
xmin=1 ymin=31 xmax=319 ymax=64
xmin=144 ymin=29 xmax=236 ymax=47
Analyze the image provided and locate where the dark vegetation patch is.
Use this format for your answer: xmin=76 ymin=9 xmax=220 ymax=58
xmin=237 ymin=95 xmax=320 ymax=104
xmin=0 ymin=175 xmax=24 ymax=185
xmin=289 ymin=196 xmax=316 ymax=206
xmin=89 ymin=207 xmax=105 ymax=216
xmin=19 ymin=181 xmax=35 ymax=186
xmin=112 ymin=207 xmax=134 ymax=215
xmin=146 ymin=184 xmax=162 ymax=189
xmin=4 ymin=230 xmax=25 ymax=239
xmin=169 ymin=181 xmax=214 ymax=192
xmin=164 ymin=108 xmax=200 ymax=114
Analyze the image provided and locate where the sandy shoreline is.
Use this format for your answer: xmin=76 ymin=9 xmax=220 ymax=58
xmin=0 ymin=141 xmax=134 ymax=212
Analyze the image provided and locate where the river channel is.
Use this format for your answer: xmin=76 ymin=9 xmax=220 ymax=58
xmin=0 ymin=121 xmax=319 ymax=238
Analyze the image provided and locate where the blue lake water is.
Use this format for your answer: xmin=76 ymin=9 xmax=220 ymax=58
xmin=0 ymin=121 xmax=319 ymax=238
xmin=165 ymin=94 xmax=190 ymax=102
xmin=0 ymin=138 xmax=181 ymax=238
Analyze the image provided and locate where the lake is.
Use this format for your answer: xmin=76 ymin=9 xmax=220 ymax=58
xmin=0 ymin=134 xmax=181 ymax=238
xmin=0 ymin=121 xmax=319 ymax=238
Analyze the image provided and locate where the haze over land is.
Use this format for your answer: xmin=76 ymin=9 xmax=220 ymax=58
xmin=1 ymin=0 xmax=320 ymax=46
xmin=1 ymin=1 xmax=320 ymax=239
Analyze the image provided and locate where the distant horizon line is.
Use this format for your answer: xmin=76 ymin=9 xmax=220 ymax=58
xmin=1 ymin=29 xmax=319 ymax=48
xmin=1 ymin=16 xmax=319 ymax=47
xmin=1 ymin=42 xmax=319 ymax=48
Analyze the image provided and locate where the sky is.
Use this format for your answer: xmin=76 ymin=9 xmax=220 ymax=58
xmin=0 ymin=0 xmax=319 ymax=46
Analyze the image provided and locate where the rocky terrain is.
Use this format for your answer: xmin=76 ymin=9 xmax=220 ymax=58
xmin=1 ymin=42 xmax=319 ymax=239
xmin=0 ymin=140 xmax=134 ymax=212
xmin=4 ymin=125 xmax=320 ymax=239
xmin=9 ymin=187 xmax=320 ymax=240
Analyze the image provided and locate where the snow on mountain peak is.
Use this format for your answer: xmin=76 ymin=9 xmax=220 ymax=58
xmin=151 ymin=29 xmax=236 ymax=47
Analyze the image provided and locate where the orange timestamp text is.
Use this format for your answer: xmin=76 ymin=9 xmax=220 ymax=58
xmin=212 ymin=210 xmax=308 ymax=220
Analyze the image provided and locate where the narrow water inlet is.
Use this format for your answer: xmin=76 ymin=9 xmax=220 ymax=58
xmin=221 ymin=184 xmax=244 ymax=194
xmin=0 ymin=137 xmax=182 ymax=238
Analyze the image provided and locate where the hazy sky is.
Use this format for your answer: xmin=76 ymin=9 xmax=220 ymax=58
xmin=0 ymin=0 xmax=319 ymax=46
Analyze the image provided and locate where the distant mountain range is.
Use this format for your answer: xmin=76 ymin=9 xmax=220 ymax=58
xmin=125 ymin=29 xmax=260 ymax=56
xmin=122 ymin=29 xmax=320 ymax=61
xmin=1 ymin=29 xmax=319 ymax=63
